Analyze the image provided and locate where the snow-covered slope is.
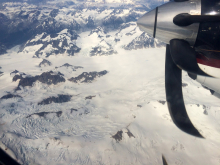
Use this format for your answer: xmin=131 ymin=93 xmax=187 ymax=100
xmin=1 ymin=46 xmax=220 ymax=165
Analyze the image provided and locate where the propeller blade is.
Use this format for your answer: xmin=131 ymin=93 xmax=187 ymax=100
xmin=165 ymin=44 xmax=204 ymax=138
xmin=170 ymin=39 xmax=211 ymax=77
xmin=174 ymin=13 xmax=220 ymax=27
xmin=0 ymin=148 xmax=20 ymax=165
xmin=162 ymin=155 xmax=168 ymax=165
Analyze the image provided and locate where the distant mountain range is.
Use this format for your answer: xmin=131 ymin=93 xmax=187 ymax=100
xmin=0 ymin=0 xmax=166 ymax=56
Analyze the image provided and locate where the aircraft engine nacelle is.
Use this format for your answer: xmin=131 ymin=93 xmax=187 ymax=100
xmin=137 ymin=0 xmax=201 ymax=46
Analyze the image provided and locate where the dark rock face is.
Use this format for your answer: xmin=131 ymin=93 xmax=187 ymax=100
xmin=26 ymin=111 xmax=63 ymax=118
xmin=114 ymin=38 xmax=120 ymax=42
xmin=35 ymin=72 xmax=65 ymax=85
xmin=13 ymin=75 xmax=24 ymax=82
xmin=90 ymin=46 xmax=117 ymax=56
xmin=85 ymin=96 xmax=96 ymax=100
xmin=57 ymin=63 xmax=83 ymax=71
xmin=38 ymin=95 xmax=72 ymax=105
xmin=1 ymin=94 xmax=22 ymax=100
xmin=22 ymin=32 xmax=81 ymax=57
xmin=0 ymin=10 xmax=41 ymax=53
xmin=116 ymin=23 xmax=135 ymax=35
xmin=203 ymin=105 xmax=209 ymax=115
xmin=112 ymin=131 xmax=123 ymax=142
xmin=68 ymin=30 xmax=79 ymax=40
xmin=103 ymin=15 xmax=124 ymax=29
xmin=34 ymin=17 xmax=81 ymax=37
xmin=124 ymin=11 xmax=141 ymax=23
xmin=89 ymin=26 xmax=105 ymax=36
xmin=124 ymin=32 xmax=165 ymax=50
xmin=49 ymin=9 xmax=59 ymax=18
xmin=158 ymin=101 xmax=166 ymax=105
xmin=126 ymin=129 xmax=135 ymax=138
xmin=86 ymin=16 xmax=95 ymax=29
xmin=0 ymin=6 xmax=81 ymax=55
xmin=10 ymin=70 xmax=19 ymax=75
xmin=71 ymin=108 xmax=78 ymax=113
xmin=69 ymin=70 xmax=108 ymax=83
xmin=11 ymin=71 xmax=26 ymax=81
xmin=16 ymin=71 xmax=65 ymax=89
xmin=204 ymin=110 xmax=208 ymax=115
xmin=39 ymin=59 xmax=52 ymax=67
xmin=61 ymin=63 xmax=73 ymax=67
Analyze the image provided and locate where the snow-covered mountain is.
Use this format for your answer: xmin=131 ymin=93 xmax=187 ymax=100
xmin=0 ymin=0 xmax=168 ymax=56
xmin=0 ymin=0 xmax=220 ymax=165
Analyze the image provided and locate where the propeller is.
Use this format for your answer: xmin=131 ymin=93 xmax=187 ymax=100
xmin=165 ymin=44 xmax=203 ymax=138
xmin=174 ymin=13 xmax=220 ymax=27
xmin=137 ymin=0 xmax=214 ymax=138
xmin=162 ymin=155 xmax=168 ymax=165
xmin=169 ymin=39 xmax=211 ymax=77
xmin=0 ymin=148 xmax=20 ymax=165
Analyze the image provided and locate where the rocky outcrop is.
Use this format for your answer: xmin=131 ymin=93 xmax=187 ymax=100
xmin=124 ymin=10 xmax=141 ymax=23
xmin=26 ymin=111 xmax=63 ymax=118
xmin=71 ymin=108 xmax=78 ymax=113
xmin=38 ymin=94 xmax=72 ymax=105
xmin=59 ymin=63 xmax=83 ymax=69
xmin=0 ymin=71 xmax=3 ymax=76
xmin=90 ymin=46 xmax=117 ymax=56
xmin=89 ymin=26 xmax=105 ymax=36
xmin=23 ymin=33 xmax=81 ymax=57
xmin=112 ymin=131 xmax=123 ymax=142
xmin=56 ymin=63 xmax=83 ymax=71
xmin=61 ymin=63 xmax=73 ymax=67
xmin=86 ymin=16 xmax=95 ymax=29
xmin=69 ymin=70 xmax=108 ymax=83
xmin=0 ymin=10 xmax=41 ymax=54
xmin=34 ymin=17 xmax=81 ymax=37
xmin=10 ymin=70 xmax=19 ymax=75
xmin=0 ymin=66 xmax=2 ymax=76
xmin=16 ymin=71 xmax=65 ymax=90
xmin=11 ymin=70 xmax=26 ymax=82
xmin=0 ymin=94 xmax=22 ymax=100
xmin=126 ymin=129 xmax=135 ymax=138
xmin=0 ymin=7 xmax=81 ymax=55
xmin=103 ymin=15 xmax=124 ymax=29
xmin=49 ymin=9 xmax=59 ymax=18
xmin=85 ymin=96 xmax=96 ymax=100
xmin=158 ymin=100 xmax=166 ymax=105
xmin=124 ymin=32 xmax=165 ymax=50
xmin=39 ymin=59 xmax=52 ymax=67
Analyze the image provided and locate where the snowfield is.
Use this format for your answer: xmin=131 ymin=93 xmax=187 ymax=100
xmin=0 ymin=46 xmax=220 ymax=165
